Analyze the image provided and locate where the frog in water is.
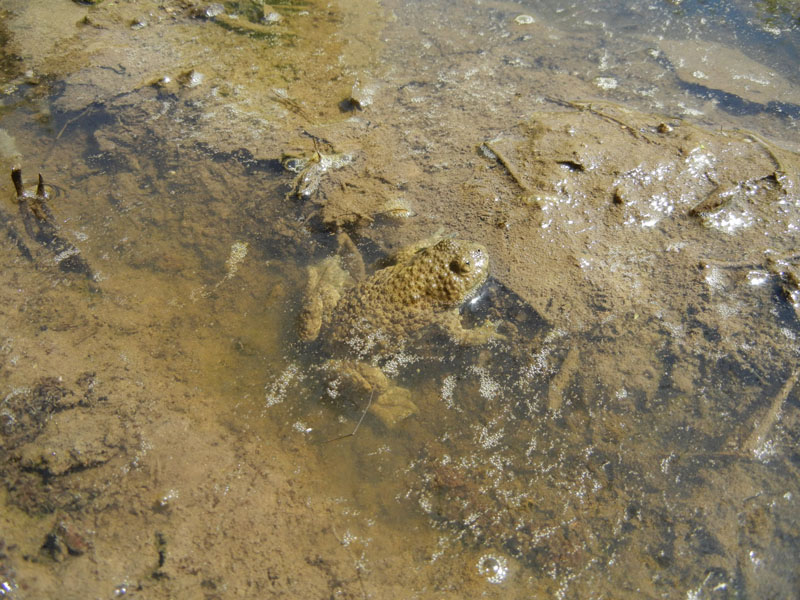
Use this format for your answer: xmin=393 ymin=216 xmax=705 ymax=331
xmin=299 ymin=236 xmax=492 ymax=347
xmin=298 ymin=236 xmax=498 ymax=427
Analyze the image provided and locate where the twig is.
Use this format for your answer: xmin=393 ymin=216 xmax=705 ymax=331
xmin=548 ymin=346 xmax=579 ymax=412
xmin=42 ymin=104 xmax=96 ymax=166
xmin=481 ymin=140 xmax=529 ymax=192
xmin=271 ymin=89 xmax=313 ymax=123
xmin=324 ymin=389 xmax=374 ymax=443
xmin=561 ymin=99 xmax=656 ymax=143
xmin=55 ymin=104 xmax=95 ymax=141
xmin=741 ymin=130 xmax=792 ymax=188
xmin=743 ymin=369 xmax=798 ymax=454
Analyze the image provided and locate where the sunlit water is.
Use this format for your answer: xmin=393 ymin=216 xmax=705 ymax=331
xmin=0 ymin=1 xmax=798 ymax=598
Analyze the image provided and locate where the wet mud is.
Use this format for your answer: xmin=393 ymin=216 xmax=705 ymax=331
xmin=1 ymin=0 xmax=799 ymax=598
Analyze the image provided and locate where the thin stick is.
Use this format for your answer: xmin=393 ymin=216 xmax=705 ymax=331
xmin=481 ymin=140 xmax=529 ymax=192
xmin=36 ymin=174 xmax=46 ymax=199
xmin=743 ymin=369 xmax=799 ymax=454
xmin=325 ymin=389 xmax=374 ymax=443
xmin=55 ymin=104 xmax=95 ymax=142
xmin=42 ymin=104 xmax=96 ymax=165
xmin=11 ymin=167 xmax=24 ymax=198
xmin=350 ymin=389 xmax=373 ymax=436
xmin=562 ymin=99 xmax=655 ymax=143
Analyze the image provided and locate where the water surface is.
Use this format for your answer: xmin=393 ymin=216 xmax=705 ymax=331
xmin=0 ymin=0 xmax=798 ymax=598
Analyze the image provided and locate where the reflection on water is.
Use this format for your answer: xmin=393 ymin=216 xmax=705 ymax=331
xmin=1 ymin=0 xmax=799 ymax=598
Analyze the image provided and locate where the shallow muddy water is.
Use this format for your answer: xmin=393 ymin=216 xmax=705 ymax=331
xmin=1 ymin=1 xmax=799 ymax=598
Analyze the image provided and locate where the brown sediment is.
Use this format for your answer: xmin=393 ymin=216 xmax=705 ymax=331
xmin=0 ymin=0 xmax=798 ymax=598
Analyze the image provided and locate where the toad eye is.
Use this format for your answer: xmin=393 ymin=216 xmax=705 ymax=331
xmin=449 ymin=258 xmax=471 ymax=274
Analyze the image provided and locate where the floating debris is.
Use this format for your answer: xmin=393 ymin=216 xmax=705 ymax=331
xmin=282 ymin=148 xmax=354 ymax=201
xmin=223 ymin=241 xmax=248 ymax=280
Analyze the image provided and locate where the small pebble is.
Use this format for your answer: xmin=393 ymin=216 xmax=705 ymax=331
xmin=192 ymin=3 xmax=224 ymax=19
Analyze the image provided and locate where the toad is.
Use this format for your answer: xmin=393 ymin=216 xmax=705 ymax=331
xmin=298 ymin=236 xmax=498 ymax=427
xmin=299 ymin=236 xmax=493 ymax=347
